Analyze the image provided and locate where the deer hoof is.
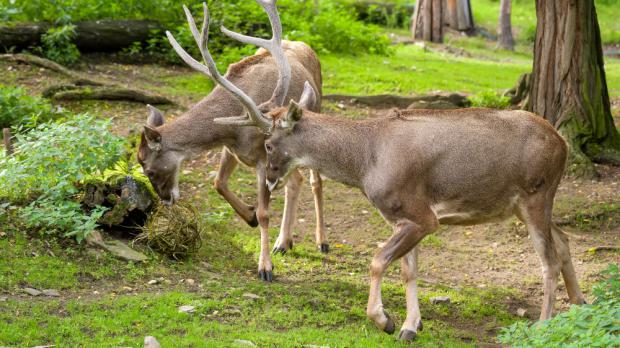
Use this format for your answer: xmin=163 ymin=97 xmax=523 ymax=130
xmin=319 ymin=243 xmax=329 ymax=253
xmin=383 ymin=311 xmax=395 ymax=334
xmin=247 ymin=211 xmax=259 ymax=228
xmin=398 ymin=329 xmax=417 ymax=341
xmin=417 ymin=320 xmax=423 ymax=331
xmin=272 ymin=246 xmax=287 ymax=255
xmin=258 ymin=269 xmax=273 ymax=282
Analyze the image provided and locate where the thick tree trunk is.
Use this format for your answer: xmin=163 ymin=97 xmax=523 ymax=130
xmin=0 ymin=20 xmax=162 ymax=52
xmin=497 ymin=0 xmax=515 ymax=50
xmin=529 ymin=0 xmax=620 ymax=177
xmin=412 ymin=0 xmax=473 ymax=42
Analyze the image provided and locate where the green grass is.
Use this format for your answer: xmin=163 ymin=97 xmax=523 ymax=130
xmin=321 ymin=44 xmax=530 ymax=95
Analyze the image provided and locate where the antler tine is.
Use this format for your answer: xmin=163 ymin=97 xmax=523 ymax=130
xmin=220 ymin=0 xmax=291 ymax=108
xmin=166 ymin=3 xmax=272 ymax=132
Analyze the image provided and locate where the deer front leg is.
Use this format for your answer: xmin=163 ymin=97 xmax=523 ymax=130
xmin=399 ymin=247 xmax=423 ymax=341
xmin=367 ymin=214 xmax=436 ymax=339
xmin=213 ymin=148 xmax=258 ymax=227
xmin=256 ymin=163 xmax=274 ymax=281
xmin=273 ymin=169 xmax=303 ymax=254
xmin=310 ymin=169 xmax=329 ymax=253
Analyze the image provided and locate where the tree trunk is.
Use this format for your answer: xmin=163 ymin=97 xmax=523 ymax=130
xmin=497 ymin=0 xmax=515 ymax=50
xmin=529 ymin=0 xmax=620 ymax=177
xmin=411 ymin=0 xmax=443 ymax=42
xmin=0 ymin=20 xmax=162 ymax=52
xmin=412 ymin=0 xmax=473 ymax=42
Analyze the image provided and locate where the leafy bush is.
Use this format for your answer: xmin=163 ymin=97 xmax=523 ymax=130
xmin=0 ymin=115 xmax=125 ymax=241
xmin=40 ymin=24 xmax=81 ymax=65
xmin=0 ymin=85 xmax=64 ymax=130
xmin=498 ymin=264 xmax=620 ymax=348
xmin=469 ymin=91 xmax=512 ymax=109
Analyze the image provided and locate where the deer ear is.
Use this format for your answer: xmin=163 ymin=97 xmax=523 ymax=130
xmin=143 ymin=126 xmax=162 ymax=151
xmin=298 ymin=81 xmax=316 ymax=109
xmin=281 ymin=100 xmax=302 ymax=131
xmin=146 ymin=104 xmax=165 ymax=127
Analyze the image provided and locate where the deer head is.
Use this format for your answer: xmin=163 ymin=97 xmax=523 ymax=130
xmin=137 ymin=105 xmax=183 ymax=205
xmin=137 ymin=1 xmax=292 ymax=204
xmin=264 ymin=81 xmax=317 ymax=191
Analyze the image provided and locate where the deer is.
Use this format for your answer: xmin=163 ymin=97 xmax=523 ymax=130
xmin=213 ymin=82 xmax=587 ymax=341
xmin=137 ymin=1 xmax=327 ymax=282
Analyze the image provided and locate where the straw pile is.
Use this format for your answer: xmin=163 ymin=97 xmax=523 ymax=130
xmin=135 ymin=202 xmax=203 ymax=259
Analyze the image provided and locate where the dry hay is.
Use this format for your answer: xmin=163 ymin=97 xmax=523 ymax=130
xmin=135 ymin=202 xmax=204 ymax=259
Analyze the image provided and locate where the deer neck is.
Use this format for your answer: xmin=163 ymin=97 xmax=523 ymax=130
xmin=159 ymin=90 xmax=244 ymax=155
xmin=290 ymin=116 xmax=377 ymax=188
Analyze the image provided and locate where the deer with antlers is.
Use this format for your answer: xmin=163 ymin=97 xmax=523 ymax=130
xmin=137 ymin=1 xmax=326 ymax=281
xmin=214 ymin=82 xmax=587 ymax=340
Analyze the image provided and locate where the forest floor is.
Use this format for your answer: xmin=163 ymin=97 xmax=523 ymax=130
xmin=1 ymin=38 xmax=619 ymax=347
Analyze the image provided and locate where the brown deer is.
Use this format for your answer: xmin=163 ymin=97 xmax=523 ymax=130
xmin=137 ymin=1 xmax=327 ymax=282
xmin=215 ymin=84 xmax=587 ymax=341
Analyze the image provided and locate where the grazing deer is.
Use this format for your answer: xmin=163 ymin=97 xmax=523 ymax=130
xmin=215 ymin=83 xmax=586 ymax=341
xmin=137 ymin=1 xmax=327 ymax=281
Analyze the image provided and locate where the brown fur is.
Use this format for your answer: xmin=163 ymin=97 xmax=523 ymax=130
xmin=264 ymin=105 xmax=586 ymax=340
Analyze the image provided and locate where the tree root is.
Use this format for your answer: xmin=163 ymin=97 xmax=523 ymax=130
xmin=0 ymin=53 xmax=174 ymax=105
xmin=324 ymin=93 xmax=469 ymax=109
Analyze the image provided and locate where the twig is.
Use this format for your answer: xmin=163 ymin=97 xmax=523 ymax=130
xmin=3 ymin=128 xmax=12 ymax=156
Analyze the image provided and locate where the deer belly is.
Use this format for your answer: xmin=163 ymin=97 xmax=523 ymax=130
xmin=430 ymin=195 xmax=519 ymax=225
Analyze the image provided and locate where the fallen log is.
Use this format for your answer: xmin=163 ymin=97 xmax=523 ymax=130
xmin=325 ymin=93 xmax=470 ymax=109
xmin=0 ymin=20 xmax=163 ymax=52
xmin=1 ymin=53 xmax=174 ymax=104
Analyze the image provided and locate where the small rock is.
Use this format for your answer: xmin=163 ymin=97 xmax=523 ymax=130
xmin=122 ymin=286 xmax=133 ymax=292
xmin=516 ymin=308 xmax=527 ymax=317
xmin=178 ymin=305 xmax=195 ymax=313
xmin=23 ymin=288 xmax=42 ymax=296
xmin=233 ymin=339 xmax=256 ymax=347
xmin=242 ymin=293 xmax=261 ymax=300
xmin=336 ymin=103 xmax=345 ymax=110
xmin=144 ymin=336 xmax=161 ymax=348
xmin=182 ymin=170 xmax=192 ymax=175
xmin=430 ymin=296 xmax=451 ymax=305
xmin=185 ymin=278 xmax=195 ymax=285
xmin=147 ymin=279 xmax=159 ymax=285
xmin=42 ymin=289 xmax=60 ymax=297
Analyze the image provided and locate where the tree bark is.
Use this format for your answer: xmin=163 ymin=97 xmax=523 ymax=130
xmin=412 ymin=0 xmax=474 ymax=42
xmin=497 ymin=0 xmax=515 ymax=50
xmin=529 ymin=0 xmax=620 ymax=177
xmin=0 ymin=20 xmax=162 ymax=52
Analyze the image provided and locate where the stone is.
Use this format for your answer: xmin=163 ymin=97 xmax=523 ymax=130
xmin=178 ymin=305 xmax=195 ymax=313
xmin=430 ymin=296 xmax=451 ymax=305
xmin=23 ymin=288 xmax=42 ymax=296
xmin=42 ymin=289 xmax=60 ymax=297
xmin=144 ymin=336 xmax=161 ymax=348
xmin=242 ymin=293 xmax=261 ymax=300
xmin=516 ymin=308 xmax=527 ymax=317
xmin=233 ymin=339 xmax=256 ymax=347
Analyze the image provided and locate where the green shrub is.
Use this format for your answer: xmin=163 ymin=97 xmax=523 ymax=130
xmin=0 ymin=85 xmax=64 ymax=130
xmin=469 ymin=91 xmax=512 ymax=109
xmin=40 ymin=25 xmax=81 ymax=65
xmin=498 ymin=264 xmax=620 ymax=348
xmin=0 ymin=115 xmax=125 ymax=241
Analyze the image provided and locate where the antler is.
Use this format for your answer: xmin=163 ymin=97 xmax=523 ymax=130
xmin=166 ymin=1 xmax=291 ymax=133
xmin=221 ymin=0 xmax=291 ymax=110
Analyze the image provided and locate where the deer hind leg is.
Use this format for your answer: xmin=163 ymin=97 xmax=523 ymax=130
xmin=399 ymin=246 xmax=423 ymax=341
xmin=310 ymin=170 xmax=329 ymax=253
xmin=367 ymin=211 xmax=437 ymax=339
xmin=551 ymin=222 xmax=586 ymax=305
xmin=273 ymin=169 xmax=303 ymax=254
xmin=256 ymin=163 xmax=273 ymax=281
xmin=213 ymin=148 xmax=258 ymax=227
xmin=517 ymin=195 xmax=562 ymax=320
